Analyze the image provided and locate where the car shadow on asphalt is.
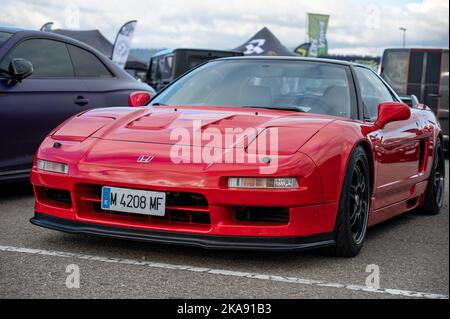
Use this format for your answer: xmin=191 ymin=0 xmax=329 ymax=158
xmin=0 ymin=181 xmax=33 ymax=200
xmin=40 ymin=206 xmax=437 ymax=267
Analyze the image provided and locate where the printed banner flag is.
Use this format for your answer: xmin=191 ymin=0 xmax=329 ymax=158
xmin=294 ymin=42 xmax=311 ymax=57
xmin=112 ymin=20 xmax=137 ymax=69
xmin=40 ymin=22 xmax=54 ymax=32
xmin=307 ymin=13 xmax=330 ymax=57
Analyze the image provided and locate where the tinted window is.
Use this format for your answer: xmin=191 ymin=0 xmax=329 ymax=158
xmin=187 ymin=55 xmax=209 ymax=69
xmin=380 ymin=50 xmax=409 ymax=95
xmin=355 ymin=67 xmax=395 ymax=120
xmin=156 ymin=55 xmax=173 ymax=80
xmin=163 ymin=55 xmax=174 ymax=78
xmin=0 ymin=39 xmax=74 ymax=78
xmin=67 ymin=45 xmax=113 ymax=78
xmin=439 ymin=51 xmax=448 ymax=115
xmin=152 ymin=60 xmax=353 ymax=118
xmin=147 ymin=57 xmax=157 ymax=82
xmin=0 ymin=32 xmax=13 ymax=48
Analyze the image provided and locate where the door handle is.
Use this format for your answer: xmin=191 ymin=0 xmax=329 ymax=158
xmin=74 ymin=96 xmax=89 ymax=106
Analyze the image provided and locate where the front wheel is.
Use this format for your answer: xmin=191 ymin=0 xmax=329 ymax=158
xmin=329 ymin=146 xmax=371 ymax=257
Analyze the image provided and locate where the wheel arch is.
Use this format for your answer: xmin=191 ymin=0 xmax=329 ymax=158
xmin=354 ymin=140 xmax=375 ymax=197
xmin=299 ymin=120 xmax=376 ymax=204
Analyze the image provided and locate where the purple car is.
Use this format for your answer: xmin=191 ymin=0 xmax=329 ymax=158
xmin=0 ymin=27 xmax=155 ymax=182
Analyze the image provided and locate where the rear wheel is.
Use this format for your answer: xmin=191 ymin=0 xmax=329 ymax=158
xmin=330 ymin=146 xmax=370 ymax=257
xmin=420 ymin=140 xmax=445 ymax=215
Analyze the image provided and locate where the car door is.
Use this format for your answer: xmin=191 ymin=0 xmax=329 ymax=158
xmin=66 ymin=44 xmax=130 ymax=107
xmin=0 ymin=38 xmax=91 ymax=175
xmin=354 ymin=66 xmax=422 ymax=210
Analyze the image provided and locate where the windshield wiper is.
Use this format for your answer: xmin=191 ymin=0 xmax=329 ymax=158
xmin=244 ymin=105 xmax=306 ymax=112
xmin=151 ymin=102 xmax=168 ymax=106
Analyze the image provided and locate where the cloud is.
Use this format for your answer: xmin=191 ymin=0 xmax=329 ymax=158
xmin=0 ymin=0 xmax=448 ymax=56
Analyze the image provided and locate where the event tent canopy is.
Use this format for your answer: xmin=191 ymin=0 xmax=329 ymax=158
xmin=234 ymin=27 xmax=295 ymax=56
xmin=52 ymin=29 xmax=148 ymax=71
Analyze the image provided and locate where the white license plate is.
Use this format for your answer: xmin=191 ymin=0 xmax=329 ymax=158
xmin=101 ymin=186 xmax=166 ymax=216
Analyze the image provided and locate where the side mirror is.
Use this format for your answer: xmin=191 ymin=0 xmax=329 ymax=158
xmin=375 ymin=102 xmax=411 ymax=129
xmin=128 ymin=91 xmax=151 ymax=107
xmin=8 ymin=58 xmax=33 ymax=82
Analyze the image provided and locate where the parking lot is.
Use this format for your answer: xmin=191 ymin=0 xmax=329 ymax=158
xmin=0 ymin=160 xmax=448 ymax=299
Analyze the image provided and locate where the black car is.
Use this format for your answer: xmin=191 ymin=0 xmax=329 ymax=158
xmin=146 ymin=48 xmax=243 ymax=92
xmin=0 ymin=27 xmax=155 ymax=182
xmin=380 ymin=48 xmax=449 ymax=148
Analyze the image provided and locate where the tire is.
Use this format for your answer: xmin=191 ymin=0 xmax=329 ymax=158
xmin=420 ymin=139 xmax=445 ymax=215
xmin=329 ymin=146 xmax=371 ymax=257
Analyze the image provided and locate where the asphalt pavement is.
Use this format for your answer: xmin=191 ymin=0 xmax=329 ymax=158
xmin=0 ymin=161 xmax=448 ymax=299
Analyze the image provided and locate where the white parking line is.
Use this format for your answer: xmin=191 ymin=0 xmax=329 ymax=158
xmin=0 ymin=245 xmax=448 ymax=299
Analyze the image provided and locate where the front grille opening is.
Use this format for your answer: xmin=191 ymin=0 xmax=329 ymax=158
xmin=92 ymin=202 xmax=148 ymax=219
xmin=91 ymin=202 xmax=211 ymax=225
xmin=37 ymin=187 xmax=72 ymax=207
xmin=165 ymin=192 xmax=208 ymax=207
xmin=154 ymin=210 xmax=211 ymax=224
xmin=84 ymin=185 xmax=211 ymax=226
xmin=234 ymin=206 xmax=289 ymax=223
xmin=90 ymin=185 xmax=208 ymax=208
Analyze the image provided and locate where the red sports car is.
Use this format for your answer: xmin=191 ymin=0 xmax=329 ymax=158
xmin=30 ymin=57 xmax=445 ymax=257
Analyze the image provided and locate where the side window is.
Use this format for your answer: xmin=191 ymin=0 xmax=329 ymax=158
xmin=163 ymin=55 xmax=174 ymax=79
xmin=156 ymin=55 xmax=173 ymax=80
xmin=149 ymin=58 xmax=158 ymax=82
xmin=67 ymin=45 xmax=113 ymax=78
xmin=355 ymin=67 xmax=395 ymax=120
xmin=156 ymin=56 xmax=163 ymax=79
xmin=380 ymin=50 xmax=409 ymax=95
xmin=0 ymin=39 xmax=74 ymax=78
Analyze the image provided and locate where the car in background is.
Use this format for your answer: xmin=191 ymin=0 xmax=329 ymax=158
xmin=146 ymin=48 xmax=243 ymax=92
xmin=0 ymin=27 xmax=155 ymax=182
xmin=379 ymin=48 xmax=448 ymax=148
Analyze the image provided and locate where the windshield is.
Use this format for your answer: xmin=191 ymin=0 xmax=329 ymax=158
xmin=0 ymin=32 xmax=13 ymax=48
xmin=151 ymin=59 xmax=352 ymax=118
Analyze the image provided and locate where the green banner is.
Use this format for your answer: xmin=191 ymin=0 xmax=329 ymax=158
xmin=307 ymin=13 xmax=330 ymax=57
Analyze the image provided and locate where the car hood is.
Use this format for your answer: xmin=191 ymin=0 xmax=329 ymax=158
xmin=53 ymin=106 xmax=335 ymax=155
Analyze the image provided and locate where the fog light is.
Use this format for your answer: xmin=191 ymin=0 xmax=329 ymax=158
xmin=37 ymin=159 xmax=68 ymax=174
xmin=228 ymin=177 xmax=298 ymax=189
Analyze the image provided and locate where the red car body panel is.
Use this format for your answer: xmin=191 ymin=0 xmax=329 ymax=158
xmin=300 ymin=108 xmax=439 ymax=226
xmin=29 ymin=56 xmax=443 ymax=251
xmin=30 ymin=101 xmax=441 ymax=250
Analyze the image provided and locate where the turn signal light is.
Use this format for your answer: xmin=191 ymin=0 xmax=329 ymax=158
xmin=228 ymin=177 xmax=298 ymax=189
xmin=37 ymin=159 xmax=69 ymax=174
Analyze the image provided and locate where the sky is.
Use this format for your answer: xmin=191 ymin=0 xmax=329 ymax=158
xmin=0 ymin=0 xmax=448 ymax=56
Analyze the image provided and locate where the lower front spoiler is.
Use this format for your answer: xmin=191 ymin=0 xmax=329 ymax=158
xmin=31 ymin=212 xmax=335 ymax=252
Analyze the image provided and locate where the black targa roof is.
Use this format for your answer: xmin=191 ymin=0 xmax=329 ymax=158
xmin=234 ymin=27 xmax=295 ymax=57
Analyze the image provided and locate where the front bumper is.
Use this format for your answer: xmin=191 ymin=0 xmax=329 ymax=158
xmin=31 ymin=138 xmax=339 ymax=243
xmin=31 ymin=212 xmax=335 ymax=251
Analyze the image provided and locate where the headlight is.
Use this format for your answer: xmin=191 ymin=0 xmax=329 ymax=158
xmin=37 ymin=159 xmax=68 ymax=174
xmin=228 ymin=177 xmax=298 ymax=189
